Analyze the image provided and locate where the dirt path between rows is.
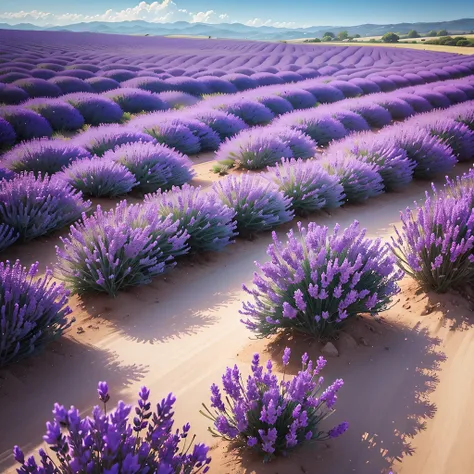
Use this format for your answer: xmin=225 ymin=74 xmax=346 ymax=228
xmin=0 ymin=165 xmax=473 ymax=474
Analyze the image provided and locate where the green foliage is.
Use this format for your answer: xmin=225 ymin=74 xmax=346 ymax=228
xmin=354 ymin=34 xmax=361 ymax=38
xmin=427 ymin=30 xmax=438 ymax=37
xmin=322 ymin=35 xmax=333 ymax=42
xmin=305 ymin=38 xmax=321 ymax=43
xmin=337 ymin=30 xmax=349 ymax=41
xmin=437 ymin=29 xmax=449 ymax=36
xmin=407 ymin=30 xmax=420 ymax=38
xmin=382 ymin=32 xmax=400 ymax=43
xmin=323 ymin=31 xmax=335 ymax=38
xmin=457 ymin=40 xmax=472 ymax=47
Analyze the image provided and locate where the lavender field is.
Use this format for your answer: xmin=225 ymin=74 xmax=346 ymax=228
xmin=1 ymin=29 xmax=474 ymax=474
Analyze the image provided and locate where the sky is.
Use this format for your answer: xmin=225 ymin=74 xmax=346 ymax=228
xmin=0 ymin=0 xmax=473 ymax=28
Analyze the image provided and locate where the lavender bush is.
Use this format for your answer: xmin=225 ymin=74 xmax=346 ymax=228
xmin=276 ymin=128 xmax=318 ymax=159
xmin=279 ymin=114 xmax=347 ymax=146
xmin=389 ymin=126 xmax=457 ymax=178
xmin=278 ymin=89 xmax=318 ymax=109
xmin=0 ymin=223 xmax=19 ymax=252
xmin=421 ymin=118 xmax=474 ymax=162
xmin=215 ymin=130 xmax=292 ymax=170
xmin=191 ymin=110 xmax=248 ymax=141
xmin=141 ymin=121 xmax=201 ymax=155
xmin=56 ymin=201 xmax=189 ymax=295
xmin=0 ymin=83 xmax=29 ymax=105
xmin=73 ymin=125 xmax=156 ymax=156
xmin=347 ymin=103 xmax=392 ymax=128
xmin=241 ymin=221 xmax=402 ymax=337
xmin=85 ymin=76 xmax=121 ymax=92
xmin=391 ymin=184 xmax=474 ymax=293
xmin=265 ymin=159 xmax=344 ymax=214
xmin=0 ymin=172 xmax=90 ymax=240
xmin=63 ymin=93 xmax=124 ymax=125
xmin=0 ymin=117 xmax=16 ymax=147
xmin=49 ymin=76 xmax=93 ymax=94
xmin=146 ymin=184 xmax=236 ymax=252
xmin=14 ymin=381 xmax=211 ymax=473
xmin=12 ymin=77 xmax=61 ymax=98
xmin=328 ymin=134 xmax=416 ymax=191
xmin=212 ymin=174 xmax=293 ymax=234
xmin=201 ymin=349 xmax=347 ymax=461
xmin=219 ymin=100 xmax=274 ymax=126
xmin=61 ymin=158 xmax=137 ymax=197
xmin=253 ymin=95 xmax=294 ymax=116
xmin=159 ymin=91 xmax=201 ymax=109
xmin=104 ymin=88 xmax=169 ymax=113
xmin=0 ymin=107 xmax=53 ymax=141
xmin=331 ymin=110 xmax=371 ymax=133
xmin=2 ymin=139 xmax=91 ymax=175
xmin=303 ymin=84 xmax=345 ymax=103
xmin=321 ymin=155 xmax=384 ymax=203
xmin=24 ymin=98 xmax=85 ymax=132
xmin=104 ymin=141 xmax=195 ymax=194
xmin=0 ymin=260 xmax=71 ymax=366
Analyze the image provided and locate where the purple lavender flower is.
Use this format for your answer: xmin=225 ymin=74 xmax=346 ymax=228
xmin=265 ymin=158 xmax=344 ymax=214
xmin=0 ymin=172 xmax=90 ymax=241
xmin=0 ymin=117 xmax=16 ymax=147
xmin=63 ymin=92 xmax=124 ymax=125
xmin=104 ymin=87 xmax=169 ymax=114
xmin=158 ymin=90 xmax=201 ymax=109
xmin=12 ymin=77 xmax=61 ymax=98
xmin=212 ymin=174 xmax=293 ymax=234
xmin=0 ymin=106 xmax=53 ymax=141
xmin=216 ymin=129 xmax=292 ymax=170
xmin=2 ymin=139 xmax=91 ymax=175
xmin=241 ymin=221 xmax=402 ymax=337
xmin=275 ymin=127 xmax=318 ymax=159
xmin=190 ymin=109 xmax=248 ymax=141
xmin=327 ymin=132 xmax=416 ymax=191
xmin=0 ymin=260 xmax=71 ymax=366
xmin=145 ymin=184 xmax=236 ymax=253
xmin=60 ymin=157 xmax=138 ymax=197
xmin=219 ymin=99 xmax=274 ymax=126
xmin=56 ymin=200 xmax=189 ymax=295
xmin=49 ymin=76 xmax=93 ymax=94
xmin=391 ymin=180 xmax=474 ymax=292
xmin=202 ymin=349 xmax=346 ymax=461
xmin=14 ymin=382 xmax=210 ymax=473
xmin=23 ymin=98 xmax=85 ymax=132
xmin=253 ymin=94 xmax=294 ymax=116
xmin=278 ymin=89 xmax=318 ymax=109
xmin=328 ymin=421 xmax=349 ymax=438
xmin=0 ymin=223 xmax=19 ymax=253
xmin=388 ymin=125 xmax=457 ymax=178
xmin=321 ymin=153 xmax=384 ymax=203
xmin=73 ymin=124 xmax=156 ymax=156
xmin=104 ymin=141 xmax=195 ymax=194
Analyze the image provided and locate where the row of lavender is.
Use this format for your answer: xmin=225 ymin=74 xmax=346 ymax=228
xmin=8 ymin=162 xmax=474 ymax=472
xmin=214 ymin=77 xmax=474 ymax=169
xmin=2 ymin=31 xmax=472 ymax=79
xmin=2 ymin=70 xmax=472 ymax=158
xmin=0 ymin=101 xmax=472 ymax=368
xmin=0 ymin=92 xmax=473 ymax=259
xmin=0 ymin=80 xmax=472 ymax=220
xmin=1 ymin=52 xmax=472 ymax=102
xmin=1 ymin=59 xmax=474 ymax=144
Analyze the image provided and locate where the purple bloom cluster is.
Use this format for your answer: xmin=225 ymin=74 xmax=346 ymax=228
xmin=0 ymin=223 xmax=19 ymax=252
xmin=23 ymin=98 xmax=85 ymax=132
xmin=104 ymin=141 xmax=195 ymax=194
xmin=0 ymin=260 xmax=71 ymax=366
xmin=215 ymin=129 xmax=292 ymax=170
xmin=327 ymin=133 xmax=416 ymax=191
xmin=104 ymin=87 xmax=169 ymax=114
xmin=212 ymin=174 xmax=293 ymax=234
xmin=0 ymin=106 xmax=53 ymax=141
xmin=14 ymin=381 xmax=211 ymax=473
xmin=0 ymin=117 xmax=17 ymax=147
xmin=241 ymin=221 xmax=402 ymax=337
xmin=265 ymin=159 xmax=344 ymax=214
xmin=0 ymin=172 xmax=90 ymax=241
xmin=1 ymin=139 xmax=91 ymax=175
xmin=60 ymin=157 xmax=138 ymax=197
xmin=145 ymin=184 xmax=237 ymax=253
xmin=73 ymin=124 xmax=156 ymax=156
xmin=391 ymin=176 xmax=474 ymax=292
xmin=321 ymin=154 xmax=384 ymax=203
xmin=202 ymin=348 xmax=347 ymax=461
xmin=56 ymin=201 xmax=189 ymax=295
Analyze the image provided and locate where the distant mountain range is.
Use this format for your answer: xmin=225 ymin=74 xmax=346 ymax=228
xmin=0 ymin=18 xmax=473 ymax=41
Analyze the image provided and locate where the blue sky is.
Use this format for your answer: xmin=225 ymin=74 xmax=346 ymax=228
xmin=1 ymin=0 xmax=473 ymax=27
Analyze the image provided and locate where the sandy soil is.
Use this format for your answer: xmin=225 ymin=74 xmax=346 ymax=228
xmin=0 ymin=164 xmax=473 ymax=473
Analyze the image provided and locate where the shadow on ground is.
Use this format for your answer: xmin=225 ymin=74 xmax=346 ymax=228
xmin=0 ymin=338 xmax=148 ymax=472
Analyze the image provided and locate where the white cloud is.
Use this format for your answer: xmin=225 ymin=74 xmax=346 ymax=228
xmin=0 ymin=1 xmax=232 ymax=26
xmin=245 ymin=18 xmax=301 ymax=29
